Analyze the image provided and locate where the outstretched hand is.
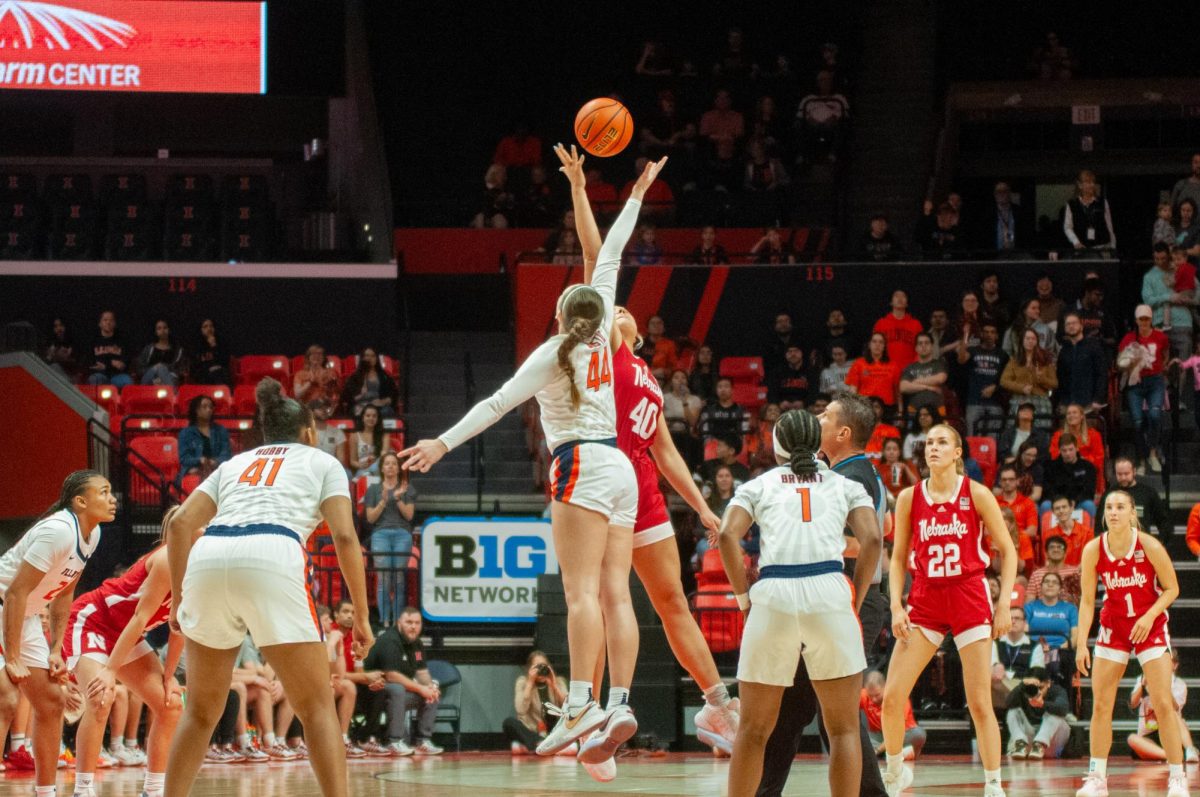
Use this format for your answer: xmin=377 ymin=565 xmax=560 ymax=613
xmin=554 ymin=143 xmax=586 ymax=190
xmin=399 ymin=439 xmax=449 ymax=473
xmin=630 ymin=156 xmax=668 ymax=201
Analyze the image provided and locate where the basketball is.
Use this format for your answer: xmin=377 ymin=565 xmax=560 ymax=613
xmin=574 ymin=98 xmax=634 ymax=157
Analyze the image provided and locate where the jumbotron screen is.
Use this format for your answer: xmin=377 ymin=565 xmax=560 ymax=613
xmin=0 ymin=0 xmax=266 ymax=94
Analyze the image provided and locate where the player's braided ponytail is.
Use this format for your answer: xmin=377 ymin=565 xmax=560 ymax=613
xmin=41 ymin=469 xmax=104 ymax=518
xmin=773 ymin=409 xmax=822 ymax=479
xmin=555 ymin=284 xmax=605 ymax=411
xmin=256 ymin=377 xmax=314 ymax=443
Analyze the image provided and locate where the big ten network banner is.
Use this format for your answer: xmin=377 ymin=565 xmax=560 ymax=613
xmin=0 ymin=1 xmax=265 ymax=94
xmin=420 ymin=518 xmax=558 ymax=623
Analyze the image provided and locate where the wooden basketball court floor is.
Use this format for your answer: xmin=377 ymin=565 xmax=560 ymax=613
xmin=12 ymin=754 xmax=1197 ymax=796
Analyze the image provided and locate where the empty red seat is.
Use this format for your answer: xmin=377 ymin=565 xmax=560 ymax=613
xmin=235 ymin=355 xmax=291 ymax=387
xmin=79 ymin=384 xmax=121 ymax=415
xmin=693 ymin=588 xmax=745 ymax=653
xmin=731 ymin=383 xmax=767 ymax=414
xmin=233 ymin=384 xmax=258 ymax=416
xmin=966 ymin=435 xmax=997 ymax=488
xmin=120 ymin=385 xmax=176 ymax=415
xmin=128 ymin=435 xmax=180 ymax=501
xmin=180 ymin=473 xmax=202 ymax=496
xmin=177 ymin=384 xmax=233 ymax=415
xmin=719 ymin=356 xmax=764 ymax=383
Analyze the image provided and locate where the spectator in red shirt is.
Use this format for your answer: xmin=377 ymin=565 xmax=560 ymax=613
xmin=995 ymin=464 xmax=1039 ymax=546
xmin=864 ymin=396 xmax=901 ymax=461
xmin=861 ymin=671 xmax=925 ymax=760
xmin=1186 ymin=502 xmax=1200 ymax=559
xmin=620 ymin=157 xmax=675 ymax=222
xmin=585 ymin=166 xmax=619 ymax=218
xmin=1118 ymin=304 xmax=1169 ymax=473
xmin=492 ymin=124 xmax=542 ymax=170
xmin=637 ymin=315 xmax=677 ymax=379
xmin=873 ymin=290 xmax=924 ymax=368
xmin=846 ymin=332 xmax=899 ymax=408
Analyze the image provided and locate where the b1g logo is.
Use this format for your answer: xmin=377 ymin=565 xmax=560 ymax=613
xmin=421 ymin=519 xmax=558 ymax=623
xmin=434 ymin=534 xmax=546 ymax=579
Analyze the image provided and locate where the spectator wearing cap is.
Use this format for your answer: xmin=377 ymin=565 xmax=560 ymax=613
xmin=311 ymin=399 xmax=349 ymax=470
xmin=1026 ymin=535 xmax=1081 ymax=605
xmin=1097 ymin=457 xmax=1171 ymax=542
xmin=699 ymin=377 xmax=750 ymax=442
xmin=1040 ymin=433 xmax=1097 ymax=518
xmin=1004 ymin=666 xmax=1071 ymax=760
xmin=294 ymin=344 xmax=342 ymax=405
xmin=694 ymin=434 xmax=751 ymax=494
xmin=766 ymin=344 xmax=811 ymax=410
xmin=1117 ymin=305 xmax=1169 ymax=474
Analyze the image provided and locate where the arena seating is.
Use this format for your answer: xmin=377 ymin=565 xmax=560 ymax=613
xmin=177 ymin=384 xmax=234 ymax=415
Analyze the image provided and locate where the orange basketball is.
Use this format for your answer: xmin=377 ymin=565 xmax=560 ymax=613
xmin=574 ymin=98 xmax=634 ymax=158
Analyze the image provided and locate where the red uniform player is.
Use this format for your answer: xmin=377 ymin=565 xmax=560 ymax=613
xmin=64 ymin=550 xmax=171 ymax=669
xmin=1075 ymin=490 xmax=1185 ymax=797
xmin=613 ymin=341 xmax=672 ymax=545
xmin=1094 ymin=533 xmax=1170 ymax=665
xmin=905 ymin=474 xmax=994 ymax=649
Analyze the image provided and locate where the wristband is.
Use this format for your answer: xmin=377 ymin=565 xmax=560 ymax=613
xmin=734 ymin=592 xmax=750 ymax=611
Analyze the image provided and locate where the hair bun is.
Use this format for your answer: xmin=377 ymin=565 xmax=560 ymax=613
xmin=255 ymin=377 xmax=284 ymax=407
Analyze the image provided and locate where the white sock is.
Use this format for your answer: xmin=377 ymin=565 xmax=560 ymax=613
xmin=606 ymin=687 xmax=630 ymax=710
xmin=1170 ymin=763 xmax=1185 ymax=778
xmin=1089 ymin=757 xmax=1107 ymax=777
xmin=34 ymin=787 xmax=56 ymax=797
xmin=76 ymin=773 xmax=95 ymax=789
xmin=112 ymin=735 xmax=124 ymax=749
xmin=11 ymin=734 xmax=24 ymax=752
xmin=143 ymin=772 xmax=165 ymax=793
xmin=702 ymin=683 xmax=731 ymax=707
xmin=238 ymin=733 xmax=251 ymax=749
xmin=567 ymin=681 xmax=592 ymax=707
xmin=264 ymin=733 xmax=277 ymax=747
xmin=886 ymin=752 xmax=904 ymax=775
xmin=983 ymin=768 xmax=1001 ymax=785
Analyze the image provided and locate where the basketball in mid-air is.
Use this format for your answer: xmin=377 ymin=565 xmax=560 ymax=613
xmin=574 ymin=98 xmax=634 ymax=157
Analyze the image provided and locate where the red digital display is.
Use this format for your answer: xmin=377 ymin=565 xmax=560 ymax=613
xmin=0 ymin=1 xmax=266 ymax=94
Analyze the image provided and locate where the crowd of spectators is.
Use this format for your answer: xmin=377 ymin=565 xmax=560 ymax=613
xmin=477 ymin=30 xmax=854 ymax=231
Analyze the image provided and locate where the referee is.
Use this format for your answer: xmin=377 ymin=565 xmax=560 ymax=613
xmin=756 ymin=393 xmax=889 ymax=797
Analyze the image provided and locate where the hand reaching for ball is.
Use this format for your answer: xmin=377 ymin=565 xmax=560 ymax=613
xmin=554 ymin=143 xmax=586 ymax=190
xmin=630 ymin=156 xmax=668 ymax=201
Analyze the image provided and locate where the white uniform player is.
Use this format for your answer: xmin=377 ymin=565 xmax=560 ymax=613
xmin=733 ymin=461 xmax=874 ymax=685
xmin=436 ymin=198 xmax=641 ymax=528
xmin=0 ymin=509 xmax=99 ymax=668
xmin=176 ymin=442 xmax=349 ymax=649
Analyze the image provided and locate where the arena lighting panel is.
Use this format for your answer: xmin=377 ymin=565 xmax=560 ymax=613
xmin=0 ymin=0 xmax=266 ymax=94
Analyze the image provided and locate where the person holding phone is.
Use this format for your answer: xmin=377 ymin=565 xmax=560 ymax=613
xmin=503 ymin=650 xmax=569 ymax=754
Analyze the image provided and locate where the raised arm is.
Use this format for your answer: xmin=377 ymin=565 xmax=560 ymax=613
xmin=592 ymin=157 xmax=667 ymax=309
xmin=553 ymin=144 xmax=602 ymax=279
xmin=402 ymin=339 xmax=560 ymax=472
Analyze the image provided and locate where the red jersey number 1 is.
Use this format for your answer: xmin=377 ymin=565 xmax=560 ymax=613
xmin=586 ymin=350 xmax=612 ymax=392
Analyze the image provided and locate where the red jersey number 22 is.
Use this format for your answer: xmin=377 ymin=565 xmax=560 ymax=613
xmin=586 ymin=350 xmax=611 ymax=392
